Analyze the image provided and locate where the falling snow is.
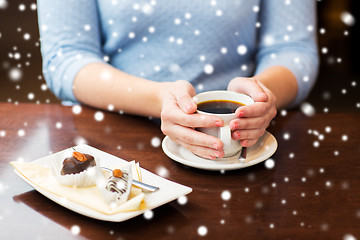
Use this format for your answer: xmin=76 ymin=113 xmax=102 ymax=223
xmin=197 ymin=226 xmax=208 ymax=236
xmin=94 ymin=111 xmax=105 ymax=122
xmin=143 ymin=210 xmax=154 ymax=220
xmin=237 ymin=45 xmax=247 ymax=55
xmin=155 ymin=166 xmax=169 ymax=178
xmin=151 ymin=137 xmax=161 ymax=147
xmin=70 ymin=225 xmax=81 ymax=235
xmin=341 ymin=12 xmax=356 ymax=26
xmin=72 ymin=105 xmax=82 ymax=115
xmin=300 ymin=102 xmax=316 ymax=117
xmin=17 ymin=129 xmax=25 ymax=137
xmin=0 ymin=2 xmax=358 ymax=238
xmin=265 ymin=159 xmax=275 ymax=169
xmin=221 ymin=190 xmax=231 ymax=201
xmin=204 ymin=64 xmax=214 ymax=75
xmin=177 ymin=196 xmax=188 ymax=205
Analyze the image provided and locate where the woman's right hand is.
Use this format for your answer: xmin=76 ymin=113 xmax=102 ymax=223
xmin=159 ymin=80 xmax=225 ymax=159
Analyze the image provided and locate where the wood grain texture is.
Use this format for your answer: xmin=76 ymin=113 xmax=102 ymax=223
xmin=1 ymin=103 xmax=359 ymax=239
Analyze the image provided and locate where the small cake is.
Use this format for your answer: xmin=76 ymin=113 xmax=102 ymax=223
xmin=60 ymin=151 xmax=96 ymax=175
xmin=106 ymin=169 xmax=130 ymax=195
xmin=97 ymin=166 xmax=133 ymax=206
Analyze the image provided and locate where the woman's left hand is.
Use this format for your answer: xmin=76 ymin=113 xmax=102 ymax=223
xmin=227 ymin=77 xmax=277 ymax=147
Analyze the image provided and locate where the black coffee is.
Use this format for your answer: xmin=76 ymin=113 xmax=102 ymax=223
xmin=197 ymin=100 xmax=244 ymax=114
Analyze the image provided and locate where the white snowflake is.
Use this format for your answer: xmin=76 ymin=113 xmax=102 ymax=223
xmin=342 ymin=135 xmax=348 ymax=141
xmin=83 ymin=24 xmax=91 ymax=31
xmin=71 ymin=225 xmax=81 ymax=235
xmin=18 ymin=4 xmax=25 ymax=11
xmin=237 ymin=45 xmax=247 ymax=55
xmin=321 ymin=47 xmax=328 ymax=54
xmin=341 ymin=12 xmax=356 ymax=26
xmin=265 ymin=158 xmax=275 ymax=169
xmin=174 ymin=18 xmax=181 ymax=25
xmin=177 ymin=196 xmax=188 ymax=205
xmin=74 ymin=136 xmax=87 ymax=145
xmin=72 ymin=105 xmax=82 ymax=115
xmin=30 ymin=3 xmax=36 ymax=10
xmin=0 ymin=0 xmax=8 ymax=9
xmin=184 ymin=12 xmax=192 ymax=19
xmin=283 ymin=132 xmax=290 ymax=140
xmin=142 ymin=3 xmax=154 ymax=15
xmin=148 ymin=26 xmax=155 ymax=33
xmin=9 ymin=68 xmax=22 ymax=81
xmin=27 ymin=92 xmax=35 ymax=100
xmin=173 ymin=37 xmax=182 ymax=44
xmin=0 ymin=130 xmax=5 ymax=137
xmin=156 ymin=166 xmax=169 ymax=178
xmin=144 ymin=210 xmax=154 ymax=219
xmin=18 ymin=129 xmax=25 ymax=137
xmin=204 ymin=64 xmax=214 ymax=75
xmin=343 ymin=234 xmax=357 ymax=240
xmin=151 ymin=137 xmax=161 ymax=147
xmin=128 ymin=32 xmax=135 ymax=39
xmin=221 ymin=190 xmax=231 ymax=201
xmin=215 ymin=9 xmax=223 ymax=17
xmin=197 ymin=226 xmax=208 ymax=236
xmin=23 ymin=33 xmax=30 ymax=40
xmin=300 ymin=102 xmax=316 ymax=117
xmin=55 ymin=122 xmax=62 ymax=129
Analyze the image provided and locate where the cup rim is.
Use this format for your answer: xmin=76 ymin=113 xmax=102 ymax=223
xmin=194 ymin=90 xmax=254 ymax=116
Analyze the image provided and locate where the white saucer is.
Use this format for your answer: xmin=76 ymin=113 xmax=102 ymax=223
xmin=162 ymin=131 xmax=278 ymax=171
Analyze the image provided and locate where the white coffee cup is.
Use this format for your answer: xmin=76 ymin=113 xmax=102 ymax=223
xmin=194 ymin=90 xmax=254 ymax=158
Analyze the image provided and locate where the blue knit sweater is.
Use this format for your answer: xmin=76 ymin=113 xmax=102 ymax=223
xmin=38 ymin=0 xmax=318 ymax=106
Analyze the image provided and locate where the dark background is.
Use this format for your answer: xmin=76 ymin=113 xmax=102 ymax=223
xmin=0 ymin=0 xmax=359 ymax=112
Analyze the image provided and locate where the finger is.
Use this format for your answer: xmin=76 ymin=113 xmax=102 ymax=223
xmin=174 ymin=81 xmax=197 ymax=114
xmin=229 ymin=116 xmax=270 ymax=130
xmin=232 ymin=128 xmax=266 ymax=141
xmin=240 ymin=138 xmax=259 ymax=148
xmin=228 ymin=77 xmax=268 ymax=102
xmin=164 ymin=123 xmax=224 ymax=150
xmin=173 ymin=137 xmax=225 ymax=159
xmin=235 ymin=102 xmax=270 ymax=118
xmin=162 ymin=107 xmax=224 ymax=128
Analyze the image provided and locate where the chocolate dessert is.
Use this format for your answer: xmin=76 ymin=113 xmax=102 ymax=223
xmin=106 ymin=169 xmax=130 ymax=196
xmin=60 ymin=151 xmax=96 ymax=175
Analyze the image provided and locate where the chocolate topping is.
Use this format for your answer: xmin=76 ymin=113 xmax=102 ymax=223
xmin=60 ymin=153 xmax=96 ymax=175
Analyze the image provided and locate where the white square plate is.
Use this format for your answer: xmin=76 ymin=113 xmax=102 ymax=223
xmin=13 ymin=144 xmax=192 ymax=222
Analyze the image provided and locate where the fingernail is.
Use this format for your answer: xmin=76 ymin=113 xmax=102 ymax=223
xmin=215 ymin=151 xmax=224 ymax=158
xmin=213 ymin=143 xmax=220 ymax=150
xmin=209 ymin=155 xmax=216 ymax=160
xmin=215 ymin=120 xmax=222 ymax=127
xmin=237 ymin=111 xmax=245 ymax=117
xmin=231 ymin=122 xmax=238 ymax=130
xmin=186 ymin=103 xmax=195 ymax=112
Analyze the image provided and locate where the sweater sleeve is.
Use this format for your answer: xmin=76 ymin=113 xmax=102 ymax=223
xmin=37 ymin=0 xmax=106 ymax=104
xmin=255 ymin=0 xmax=319 ymax=107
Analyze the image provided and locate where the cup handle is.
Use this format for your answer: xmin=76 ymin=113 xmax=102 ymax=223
xmin=219 ymin=125 xmax=231 ymax=150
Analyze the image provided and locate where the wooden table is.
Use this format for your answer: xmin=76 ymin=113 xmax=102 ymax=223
xmin=0 ymin=103 xmax=359 ymax=239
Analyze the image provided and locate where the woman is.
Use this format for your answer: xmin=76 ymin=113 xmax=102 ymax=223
xmin=38 ymin=0 xmax=318 ymax=159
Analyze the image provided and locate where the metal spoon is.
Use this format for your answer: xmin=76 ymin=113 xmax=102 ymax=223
xmin=101 ymin=167 xmax=159 ymax=192
xmin=238 ymin=147 xmax=247 ymax=163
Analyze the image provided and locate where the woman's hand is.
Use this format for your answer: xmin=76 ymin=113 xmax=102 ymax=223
xmin=227 ymin=77 xmax=277 ymax=147
xmin=160 ymin=80 xmax=225 ymax=159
